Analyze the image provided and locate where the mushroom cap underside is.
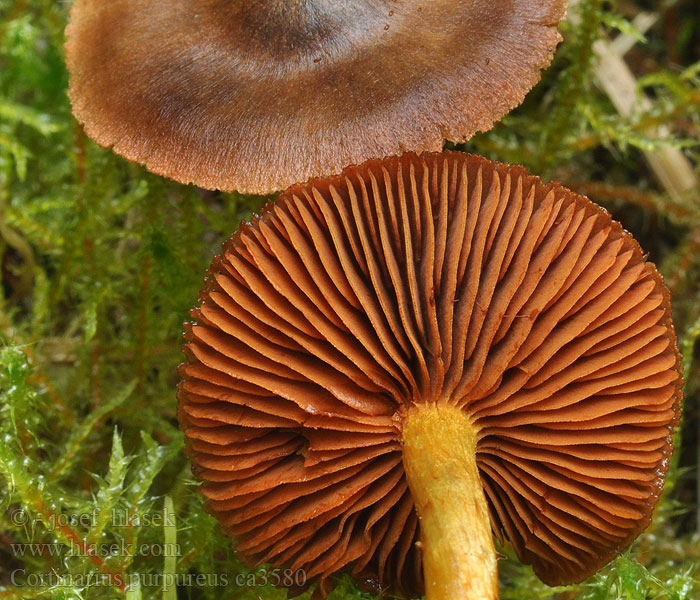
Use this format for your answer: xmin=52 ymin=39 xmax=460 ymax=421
xmin=178 ymin=151 xmax=682 ymax=596
xmin=66 ymin=0 xmax=567 ymax=194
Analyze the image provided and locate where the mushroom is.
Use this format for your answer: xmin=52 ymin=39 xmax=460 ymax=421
xmin=65 ymin=0 xmax=567 ymax=194
xmin=178 ymin=151 xmax=682 ymax=599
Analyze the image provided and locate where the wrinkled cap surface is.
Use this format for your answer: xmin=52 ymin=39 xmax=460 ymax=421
xmin=178 ymin=151 xmax=682 ymax=595
xmin=66 ymin=0 xmax=567 ymax=194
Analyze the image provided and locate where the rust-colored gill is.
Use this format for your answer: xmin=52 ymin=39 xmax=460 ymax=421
xmin=178 ymin=151 xmax=681 ymax=596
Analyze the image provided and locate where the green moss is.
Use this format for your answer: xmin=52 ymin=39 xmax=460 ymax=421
xmin=0 ymin=1 xmax=699 ymax=599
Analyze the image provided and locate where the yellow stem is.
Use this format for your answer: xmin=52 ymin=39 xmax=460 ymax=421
xmin=402 ymin=404 xmax=498 ymax=600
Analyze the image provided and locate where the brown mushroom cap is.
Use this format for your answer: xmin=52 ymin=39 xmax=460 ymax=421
xmin=178 ymin=151 xmax=682 ymax=595
xmin=65 ymin=0 xmax=567 ymax=194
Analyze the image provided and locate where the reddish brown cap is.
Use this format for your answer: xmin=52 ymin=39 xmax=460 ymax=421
xmin=178 ymin=151 xmax=681 ymax=595
xmin=65 ymin=1 xmax=567 ymax=194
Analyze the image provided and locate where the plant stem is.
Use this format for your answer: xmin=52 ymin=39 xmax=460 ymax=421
xmin=402 ymin=404 xmax=497 ymax=600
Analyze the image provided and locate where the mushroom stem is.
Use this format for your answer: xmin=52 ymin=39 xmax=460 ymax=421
xmin=402 ymin=404 xmax=497 ymax=600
